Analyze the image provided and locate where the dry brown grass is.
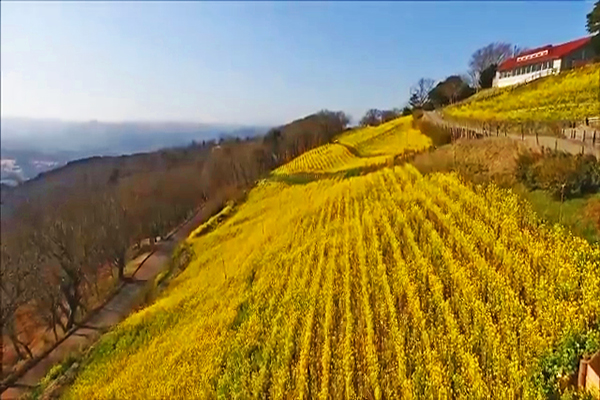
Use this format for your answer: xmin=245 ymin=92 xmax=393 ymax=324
xmin=412 ymin=137 xmax=528 ymax=186
xmin=585 ymin=198 xmax=600 ymax=232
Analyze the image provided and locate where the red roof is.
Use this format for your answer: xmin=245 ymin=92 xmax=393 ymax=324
xmin=498 ymin=36 xmax=592 ymax=71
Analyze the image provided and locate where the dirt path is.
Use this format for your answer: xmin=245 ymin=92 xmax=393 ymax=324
xmin=1 ymin=210 xmax=206 ymax=400
xmin=424 ymin=111 xmax=600 ymax=158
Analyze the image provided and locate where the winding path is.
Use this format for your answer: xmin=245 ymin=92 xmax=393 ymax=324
xmin=1 ymin=210 xmax=207 ymax=400
xmin=424 ymin=111 xmax=600 ymax=158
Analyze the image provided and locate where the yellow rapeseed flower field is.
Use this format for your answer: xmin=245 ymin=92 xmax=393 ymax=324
xmin=338 ymin=115 xmax=430 ymax=157
xmin=445 ymin=63 xmax=600 ymax=122
xmin=272 ymin=143 xmax=392 ymax=176
xmin=273 ymin=116 xmax=432 ymax=177
xmin=64 ymin=151 xmax=600 ymax=398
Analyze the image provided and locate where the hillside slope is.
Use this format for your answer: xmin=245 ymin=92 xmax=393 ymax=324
xmin=444 ymin=63 xmax=600 ymax=122
xmin=62 ymin=119 xmax=600 ymax=399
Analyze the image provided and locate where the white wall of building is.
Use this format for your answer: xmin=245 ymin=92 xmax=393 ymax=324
xmin=553 ymin=58 xmax=562 ymax=71
xmin=493 ymin=65 xmax=558 ymax=88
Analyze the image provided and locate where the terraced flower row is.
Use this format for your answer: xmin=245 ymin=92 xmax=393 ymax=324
xmin=272 ymin=143 xmax=391 ymax=176
xmin=273 ymin=116 xmax=432 ymax=177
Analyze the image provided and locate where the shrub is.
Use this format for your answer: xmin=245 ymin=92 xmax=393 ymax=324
xmin=516 ymin=150 xmax=600 ymax=199
xmin=532 ymin=328 xmax=600 ymax=399
xmin=192 ymin=203 xmax=235 ymax=238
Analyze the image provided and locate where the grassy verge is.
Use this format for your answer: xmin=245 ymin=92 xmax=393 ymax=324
xmin=515 ymin=186 xmax=600 ymax=243
xmin=25 ymin=351 xmax=83 ymax=400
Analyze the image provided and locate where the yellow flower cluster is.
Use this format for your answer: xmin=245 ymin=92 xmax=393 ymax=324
xmin=64 ymin=159 xmax=599 ymax=399
xmin=273 ymin=116 xmax=432 ymax=176
xmin=338 ymin=115 xmax=431 ymax=156
xmin=272 ymin=143 xmax=391 ymax=176
xmin=445 ymin=63 xmax=600 ymax=122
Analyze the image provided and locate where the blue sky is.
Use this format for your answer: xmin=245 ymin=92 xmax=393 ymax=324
xmin=0 ymin=1 xmax=592 ymax=126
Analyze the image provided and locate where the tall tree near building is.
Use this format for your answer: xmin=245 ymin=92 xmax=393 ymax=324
xmin=468 ymin=42 xmax=516 ymax=88
xmin=479 ymin=63 xmax=498 ymax=89
xmin=587 ymin=0 xmax=600 ymax=57
xmin=429 ymin=76 xmax=475 ymax=107
xmin=409 ymin=78 xmax=435 ymax=109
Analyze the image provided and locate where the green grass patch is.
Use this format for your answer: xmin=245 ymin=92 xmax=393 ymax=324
xmin=515 ymin=185 xmax=600 ymax=243
xmin=192 ymin=203 xmax=235 ymax=238
xmin=27 ymin=351 xmax=81 ymax=399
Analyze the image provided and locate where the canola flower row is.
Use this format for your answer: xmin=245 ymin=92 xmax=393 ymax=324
xmin=337 ymin=116 xmax=409 ymax=152
xmin=337 ymin=116 xmax=431 ymax=157
xmin=65 ymin=164 xmax=600 ymax=400
xmin=272 ymin=143 xmax=391 ymax=176
xmin=273 ymin=116 xmax=432 ymax=176
xmin=353 ymin=123 xmax=431 ymax=157
xmin=445 ymin=63 xmax=600 ymax=122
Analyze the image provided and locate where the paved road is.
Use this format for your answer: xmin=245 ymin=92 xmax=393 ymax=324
xmin=424 ymin=111 xmax=600 ymax=158
xmin=1 ymin=210 xmax=206 ymax=400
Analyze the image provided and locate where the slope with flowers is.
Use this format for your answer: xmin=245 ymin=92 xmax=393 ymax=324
xmin=445 ymin=63 xmax=600 ymax=122
xmin=272 ymin=116 xmax=432 ymax=178
xmin=62 ymin=137 xmax=600 ymax=399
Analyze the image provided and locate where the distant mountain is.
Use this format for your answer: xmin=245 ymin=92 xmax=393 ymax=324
xmin=0 ymin=117 xmax=269 ymax=183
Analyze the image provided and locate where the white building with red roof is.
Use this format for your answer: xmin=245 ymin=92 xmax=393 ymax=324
xmin=493 ymin=36 xmax=595 ymax=88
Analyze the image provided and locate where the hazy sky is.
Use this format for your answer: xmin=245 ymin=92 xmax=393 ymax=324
xmin=1 ymin=1 xmax=591 ymax=125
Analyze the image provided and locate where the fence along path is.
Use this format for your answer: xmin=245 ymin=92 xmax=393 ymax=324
xmin=424 ymin=111 xmax=600 ymax=158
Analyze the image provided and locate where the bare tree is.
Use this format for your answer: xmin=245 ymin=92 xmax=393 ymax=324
xmin=359 ymin=109 xmax=383 ymax=127
xmin=381 ymin=109 xmax=401 ymax=124
xmin=40 ymin=192 xmax=106 ymax=330
xmin=99 ymin=191 xmax=139 ymax=281
xmin=468 ymin=42 xmax=516 ymax=89
xmin=409 ymin=78 xmax=435 ymax=109
xmin=0 ymin=230 xmax=39 ymax=361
